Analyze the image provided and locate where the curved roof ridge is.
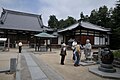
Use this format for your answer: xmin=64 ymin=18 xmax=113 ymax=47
xmin=81 ymin=21 xmax=110 ymax=31
xmin=3 ymin=8 xmax=40 ymax=17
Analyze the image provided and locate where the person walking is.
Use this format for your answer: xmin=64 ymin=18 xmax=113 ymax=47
xmin=60 ymin=43 xmax=67 ymax=65
xmin=74 ymin=44 xmax=81 ymax=67
xmin=18 ymin=41 xmax=22 ymax=53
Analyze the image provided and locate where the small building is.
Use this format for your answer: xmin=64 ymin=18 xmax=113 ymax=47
xmin=0 ymin=8 xmax=53 ymax=48
xmin=58 ymin=21 xmax=111 ymax=48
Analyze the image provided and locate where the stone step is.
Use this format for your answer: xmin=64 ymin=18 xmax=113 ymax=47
xmin=98 ymin=66 xmax=116 ymax=73
xmin=113 ymin=64 xmax=120 ymax=68
xmin=113 ymin=60 xmax=120 ymax=65
xmin=100 ymin=63 xmax=113 ymax=69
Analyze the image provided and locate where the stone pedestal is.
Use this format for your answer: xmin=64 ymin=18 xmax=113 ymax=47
xmin=113 ymin=58 xmax=120 ymax=68
xmin=10 ymin=58 xmax=17 ymax=73
xmin=98 ymin=63 xmax=116 ymax=73
xmin=40 ymin=46 xmax=47 ymax=52
xmin=89 ymin=66 xmax=120 ymax=79
xmin=80 ymin=59 xmax=96 ymax=66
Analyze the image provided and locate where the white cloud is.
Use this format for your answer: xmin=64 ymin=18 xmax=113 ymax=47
xmin=38 ymin=0 xmax=116 ymax=26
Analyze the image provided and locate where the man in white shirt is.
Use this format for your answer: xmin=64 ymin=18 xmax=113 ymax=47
xmin=72 ymin=40 xmax=77 ymax=60
xmin=18 ymin=41 xmax=22 ymax=53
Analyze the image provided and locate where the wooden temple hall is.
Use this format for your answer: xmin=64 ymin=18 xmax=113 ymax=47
xmin=0 ymin=8 xmax=111 ymax=48
xmin=58 ymin=21 xmax=111 ymax=47
xmin=0 ymin=8 xmax=53 ymax=48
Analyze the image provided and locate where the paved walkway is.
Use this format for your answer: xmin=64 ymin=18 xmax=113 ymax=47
xmin=23 ymin=50 xmax=49 ymax=80
xmin=16 ymin=49 xmax=64 ymax=80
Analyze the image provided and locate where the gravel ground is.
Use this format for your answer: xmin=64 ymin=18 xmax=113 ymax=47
xmin=0 ymin=49 xmax=18 ymax=80
xmin=34 ymin=49 xmax=117 ymax=80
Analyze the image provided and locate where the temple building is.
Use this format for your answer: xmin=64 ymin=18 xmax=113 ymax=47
xmin=0 ymin=8 xmax=53 ymax=48
xmin=0 ymin=8 xmax=111 ymax=48
xmin=58 ymin=21 xmax=111 ymax=48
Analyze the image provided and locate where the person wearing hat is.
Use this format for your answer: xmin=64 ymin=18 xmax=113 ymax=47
xmin=60 ymin=43 xmax=67 ymax=65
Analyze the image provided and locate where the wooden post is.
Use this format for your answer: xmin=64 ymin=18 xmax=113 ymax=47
xmin=8 ymin=38 xmax=10 ymax=51
xmin=80 ymin=28 xmax=81 ymax=43
xmin=50 ymin=38 xmax=52 ymax=52
xmin=3 ymin=41 xmax=6 ymax=51
xmin=35 ymin=37 xmax=37 ymax=51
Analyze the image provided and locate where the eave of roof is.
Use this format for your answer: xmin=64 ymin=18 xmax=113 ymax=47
xmin=81 ymin=21 xmax=110 ymax=32
xmin=58 ymin=21 xmax=110 ymax=33
xmin=58 ymin=23 xmax=78 ymax=32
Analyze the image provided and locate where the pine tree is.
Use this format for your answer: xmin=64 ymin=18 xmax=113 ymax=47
xmin=110 ymin=0 xmax=120 ymax=49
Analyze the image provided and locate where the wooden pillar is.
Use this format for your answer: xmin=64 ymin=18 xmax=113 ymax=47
xmin=8 ymin=38 xmax=10 ymax=51
xmin=4 ymin=41 xmax=6 ymax=51
xmin=38 ymin=38 xmax=40 ymax=51
xmin=87 ymin=30 xmax=89 ymax=39
xmin=99 ymin=32 xmax=100 ymax=45
xmin=80 ymin=28 xmax=81 ymax=43
xmin=35 ymin=37 xmax=37 ymax=51
xmin=50 ymin=38 xmax=52 ymax=52
xmin=94 ymin=31 xmax=95 ymax=45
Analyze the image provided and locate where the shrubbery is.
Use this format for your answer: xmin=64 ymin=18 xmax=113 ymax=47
xmin=113 ymin=50 xmax=120 ymax=58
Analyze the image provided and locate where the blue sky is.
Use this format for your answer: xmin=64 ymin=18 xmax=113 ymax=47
xmin=0 ymin=0 xmax=116 ymax=26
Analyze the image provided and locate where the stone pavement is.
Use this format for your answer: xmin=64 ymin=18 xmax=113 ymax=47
xmin=1 ymin=48 xmax=119 ymax=80
xmin=16 ymin=49 xmax=64 ymax=80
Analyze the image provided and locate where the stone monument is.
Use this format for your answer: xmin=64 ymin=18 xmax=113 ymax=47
xmin=80 ymin=39 xmax=96 ymax=66
xmin=84 ymin=39 xmax=92 ymax=61
xmin=98 ymin=48 xmax=116 ymax=73
xmin=89 ymin=48 xmax=120 ymax=79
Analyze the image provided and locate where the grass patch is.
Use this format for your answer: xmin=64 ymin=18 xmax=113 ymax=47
xmin=113 ymin=49 xmax=120 ymax=58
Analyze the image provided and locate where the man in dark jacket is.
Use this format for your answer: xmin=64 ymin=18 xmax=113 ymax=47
xmin=60 ymin=43 xmax=67 ymax=65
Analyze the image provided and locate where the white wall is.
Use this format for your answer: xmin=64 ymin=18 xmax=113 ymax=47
xmin=58 ymin=35 xmax=63 ymax=45
xmin=94 ymin=37 xmax=99 ymax=45
xmin=94 ymin=37 xmax=106 ymax=45
xmin=103 ymin=37 xmax=105 ymax=45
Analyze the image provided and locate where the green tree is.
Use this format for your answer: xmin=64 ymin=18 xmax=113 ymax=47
xmin=110 ymin=0 xmax=120 ymax=49
xmin=89 ymin=6 xmax=111 ymax=28
xmin=58 ymin=16 xmax=77 ymax=28
xmin=58 ymin=19 xmax=65 ymax=28
xmin=48 ymin=15 xmax=59 ymax=29
xmin=64 ymin=16 xmax=77 ymax=28
xmin=80 ymin=12 xmax=84 ymax=20
xmin=78 ymin=12 xmax=89 ymax=22
xmin=89 ymin=9 xmax=99 ymax=24
xmin=97 ymin=6 xmax=110 ymax=27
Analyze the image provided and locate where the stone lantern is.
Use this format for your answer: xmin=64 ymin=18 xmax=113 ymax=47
xmin=98 ymin=48 xmax=116 ymax=73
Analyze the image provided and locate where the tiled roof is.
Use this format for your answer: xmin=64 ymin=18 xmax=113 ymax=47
xmin=81 ymin=22 xmax=110 ymax=31
xmin=0 ymin=8 xmax=52 ymax=32
xmin=58 ymin=21 xmax=110 ymax=32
